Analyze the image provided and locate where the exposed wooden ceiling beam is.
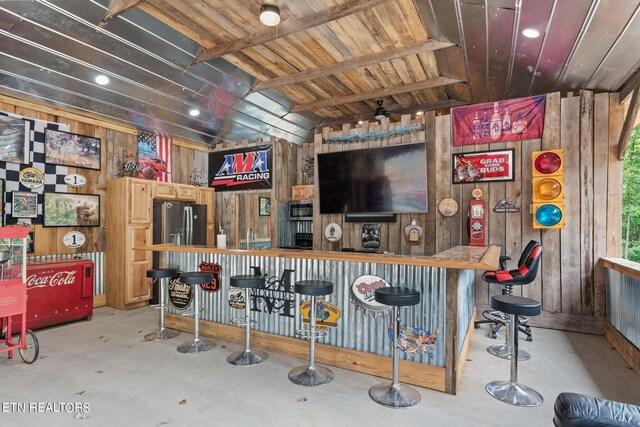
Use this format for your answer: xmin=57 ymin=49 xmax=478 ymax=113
xmin=194 ymin=0 xmax=392 ymax=64
xmin=618 ymin=89 xmax=640 ymax=160
xmin=315 ymin=99 xmax=467 ymax=128
xmin=99 ymin=0 xmax=145 ymax=27
xmin=252 ymin=40 xmax=455 ymax=92
xmin=291 ymin=77 xmax=463 ymax=113
xmin=620 ymin=68 xmax=640 ymax=103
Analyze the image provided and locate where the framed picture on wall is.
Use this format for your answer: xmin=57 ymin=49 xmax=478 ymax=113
xmin=45 ymin=129 xmax=101 ymax=170
xmin=0 ymin=115 xmax=29 ymax=164
xmin=43 ymin=192 xmax=100 ymax=227
xmin=259 ymin=197 xmax=271 ymax=216
xmin=12 ymin=191 xmax=38 ymax=218
xmin=452 ymin=148 xmax=515 ymax=184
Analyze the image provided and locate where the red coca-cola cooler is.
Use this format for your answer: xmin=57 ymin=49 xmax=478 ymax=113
xmin=15 ymin=259 xmax=94 ymax=330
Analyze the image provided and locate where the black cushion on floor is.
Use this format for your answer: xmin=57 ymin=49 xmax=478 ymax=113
xmin=179 ymin=272 xmax=213 ymax=285
xmin=147 ymin=268 xmax=178 ymax=279
xmin=230 ymin=275 xmax=266 ymax=289
xmin=553 ymin=392 xmax=640 ymax=427
xmin=491 ymin=294 xmax=541 ymax=316
xmin=294 ymin=280 xmax=334 ymax=296
xmin=375 ymin=287 xmax=420 ymax=307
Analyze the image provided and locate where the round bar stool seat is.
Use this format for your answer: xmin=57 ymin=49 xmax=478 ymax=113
xmin=176 ymin=272 xmax=215 ymax=354
xmin=369 ymin=286 xmax=422 ymax=409
xmin=486 ymin=294 xmax=543 ymax=407
xmin=227 ymin=274 xmax=267 ymax=366
xmin=144 ymin=268 xmax=180 ymax=341
xmin=289 ymin=280 xmax=334 ymax=387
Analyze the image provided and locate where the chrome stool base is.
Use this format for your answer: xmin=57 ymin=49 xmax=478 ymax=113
xmin=487 ymin=343 xmax=530 ymax=361
xmin=227 ymin=349 xmax=267 ymax=366
xmin=177 ymin=338 xmax=215 ymax=354
xmin=288 ymin=366 xmax=334 ymax=387
xmin=369 ymin=383 xmax=421 ymax=409
xmin=144 ymin=328 xmax=180 ymax=342
xmin=485 ymin=380 xmax=543 ymax=407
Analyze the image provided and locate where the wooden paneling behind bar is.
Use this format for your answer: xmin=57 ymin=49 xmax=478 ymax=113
xmin=0 ymin=95 xmax=208 ymax=257
xmin=310 ymin=91 xmax=624 ymax=330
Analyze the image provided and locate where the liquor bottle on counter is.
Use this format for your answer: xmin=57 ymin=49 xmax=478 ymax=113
xmin=472 ymin=111 xmax=481 ymax=140
xmin=512 ymin=112 xmax=527 ymax=134
xmin=502 ymin=106 xmax=511 ymax=132
xmin=404 ymin=218 xmax=424 ymax=245
xmin=490 ymin=102 xmax=502 ymax=140
xmin=480 ymin=110 xmax=490 ymax=138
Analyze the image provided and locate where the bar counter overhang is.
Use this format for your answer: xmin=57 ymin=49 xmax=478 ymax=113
xmin=137 ymin=244 xmax=501 ymax=395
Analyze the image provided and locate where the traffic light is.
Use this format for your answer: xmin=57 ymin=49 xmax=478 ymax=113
xmin=531 ymin=149 xmax=564 ymax=229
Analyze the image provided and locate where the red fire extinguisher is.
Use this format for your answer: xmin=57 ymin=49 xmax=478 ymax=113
xmin=469 ymin=188 xmax=486 ymax=247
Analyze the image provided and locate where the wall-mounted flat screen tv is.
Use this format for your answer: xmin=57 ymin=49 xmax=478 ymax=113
xmin=317 ymin=142 xmax=428 ymax=214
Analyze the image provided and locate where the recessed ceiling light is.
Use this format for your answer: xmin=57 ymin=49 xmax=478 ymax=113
xmin=94 ymin=75 xmax=109 ymax=85
xmin=189 ymin=108 xmax=200 ymax=117
xmin=416 ymin=111 xmax=424 ymax=116
xmin=522 ymin=28 xmax=540 ymax=38
xmin=260 ymin=4 xmax=281 ymax=26
xmin=358 ymin=120 xmax=363 ymax=124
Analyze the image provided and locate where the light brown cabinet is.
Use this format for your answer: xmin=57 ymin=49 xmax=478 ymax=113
xmin=106 ymin=177 xmax=215 ymax=309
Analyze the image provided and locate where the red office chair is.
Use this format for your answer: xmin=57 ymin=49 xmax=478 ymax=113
xmin=474 ymin=241 xmax=542 ymax=346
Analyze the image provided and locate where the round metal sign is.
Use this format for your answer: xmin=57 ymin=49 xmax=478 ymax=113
xmin=168 ymin=276 xmax=193 ymax=310
xmin=438 ymin=198 xmax=459 ymax=217
xmin=63 ymin=231 xmax=85 ymax=248
xmin=64 ymin=174 xmax=87 ymax=187
xmin=350 ymin=274 xmax=391 ymax=317
xmin=19 ymin=167 xmax=44 ymax=189
xmin=325 ymin=223 xmax=342 ymax=242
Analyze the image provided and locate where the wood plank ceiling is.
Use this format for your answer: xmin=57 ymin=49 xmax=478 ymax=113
xmin=0 ymin=0 xmax=638 ymax=146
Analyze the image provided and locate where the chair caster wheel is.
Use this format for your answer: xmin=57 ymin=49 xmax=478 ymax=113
xmin=526 ymin=337 xmax=532 ymax=342
xmin=489 ymin=333 xmax=497 ymax=339
xmin=474 ymin=324 xmax=480 ymax=329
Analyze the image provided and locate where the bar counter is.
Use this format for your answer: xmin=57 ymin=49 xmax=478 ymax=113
xmin=138 ymin=244 xmax=500 ymax=395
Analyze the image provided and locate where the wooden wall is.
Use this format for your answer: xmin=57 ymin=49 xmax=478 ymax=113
xmin=310 ymin=91 xmax=625 ymax=333
xmin=211 ymin=137 xmax=297 ymax=248
xmin=0 ymin=94 xmax=208 ymax=257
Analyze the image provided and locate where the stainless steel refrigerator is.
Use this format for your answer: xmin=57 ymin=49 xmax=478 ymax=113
xmin=153 ymin=201 xmax=207 ymax=248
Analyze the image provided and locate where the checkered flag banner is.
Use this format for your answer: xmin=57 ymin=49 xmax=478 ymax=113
xmin=0 ymin=110 xmax=69 ymax=225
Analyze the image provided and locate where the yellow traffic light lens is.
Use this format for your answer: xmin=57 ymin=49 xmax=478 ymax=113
xmin=535 ymin=178 xmax=561 ymax=200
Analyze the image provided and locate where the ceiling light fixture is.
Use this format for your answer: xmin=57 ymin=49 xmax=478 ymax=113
xmin=416 ymin=111 xmax=424 ymax=116
xmin=260 ymin=4 xmax=281 ymax=26
xmin=522 ymin=28 xmax=540 ymax=38
xmin=94 ymin=74 xmax=109 ymax=85
xmin=374 ymin=100 xmax=386 ymax=120
xmin=189 ymin=108 xmax=200 ymax=117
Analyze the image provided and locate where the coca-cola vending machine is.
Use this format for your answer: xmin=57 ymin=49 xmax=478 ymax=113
xmin=15 ymin=259 xmax=94 ymax=330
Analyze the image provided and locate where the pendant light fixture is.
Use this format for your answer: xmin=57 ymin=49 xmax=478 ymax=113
xmin=260 ymin=3 xmax=281 ymax=26
xmin=374 ymin=100 xmax=387 ymax=120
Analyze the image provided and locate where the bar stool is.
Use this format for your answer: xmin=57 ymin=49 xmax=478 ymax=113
xmin=176 ymin=272 xmax=215 ymax=354
xmin=369 ymin=286 xmax=422 ymax=409
xmin=145 ymin=267 xmax=180 ymax=341
xmin=485 ymin=294 xmax=543 ymax=407
xmin=288 ymin=280 xmax=334 ymax=387
xmin=227 ymin=274 xmax=267 ymax=366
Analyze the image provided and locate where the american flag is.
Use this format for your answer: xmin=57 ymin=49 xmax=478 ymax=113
xmin=137 ymin=131 xmax=172 ymax=182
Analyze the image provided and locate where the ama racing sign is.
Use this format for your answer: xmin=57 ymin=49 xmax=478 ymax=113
xmin=208 ymin=145 xmax=273 ymax=191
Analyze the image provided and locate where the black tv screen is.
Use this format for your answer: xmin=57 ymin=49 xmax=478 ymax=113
xmin=317 ymin=142 xmax=428 ymax=214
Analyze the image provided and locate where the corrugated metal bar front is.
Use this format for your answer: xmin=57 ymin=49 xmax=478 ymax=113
xmin=28 ymin=252 xmax=104 ymax=296
xmin=605 ymin=268 xmax=640 ymax=349
xmin=457 ymin=268 xmax=475 ymax=356
xmin=164 ymin=251 xmax=454 ymax=367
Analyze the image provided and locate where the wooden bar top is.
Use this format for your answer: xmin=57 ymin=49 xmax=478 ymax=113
xmin=137 ymin=243 xmax=501 ymax=271
xmin=602 ymin=257 xmax=640 ymax=282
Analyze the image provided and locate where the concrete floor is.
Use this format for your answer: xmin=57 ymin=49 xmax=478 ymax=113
xmin=2 ymin=307 xmax=639 ymax=427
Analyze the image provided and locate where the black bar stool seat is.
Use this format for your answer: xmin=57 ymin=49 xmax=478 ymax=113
xmin=369 ymin=286 xmax=422 ymax=409
xmin=231 ymin=275 xmax=266 ymax=289
xmin=374 ymin=287 xmax=420 ymax=307
xmin=486 ymin=294 xmax=543 ymax=407
xmin=289 ymin=280 xmax=335 ymax=387
xmin=144 ymin=268 xmax=180 ymax=342
xmin=176 ymin=272 xmax=215 ymax=354
xmin=295 ymin=280 xmax=334 ymax=296
xmin=228 ymin=274 xmax=267 ymax=366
